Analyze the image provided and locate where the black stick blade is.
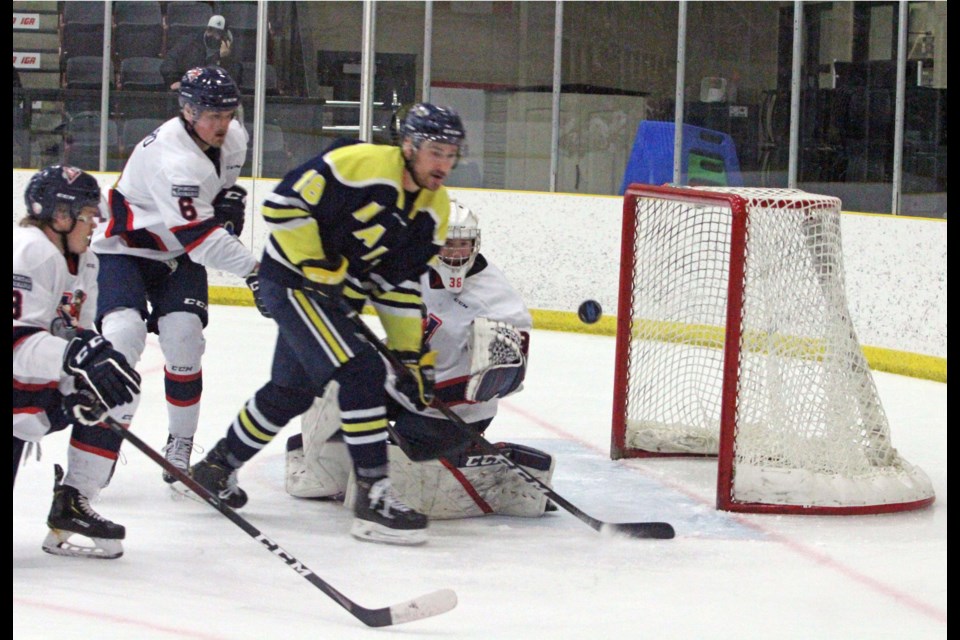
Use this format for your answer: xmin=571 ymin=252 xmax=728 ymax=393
xmin=600 ymin=522 xmax=676 ymax=539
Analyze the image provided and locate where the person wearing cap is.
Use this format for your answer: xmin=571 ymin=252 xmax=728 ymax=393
xmin=161 ymin=14 xmax=240 ymax=90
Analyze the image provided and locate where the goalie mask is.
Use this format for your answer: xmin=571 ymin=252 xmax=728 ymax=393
xmin=436 ymin=200 xmax=480 ymax=294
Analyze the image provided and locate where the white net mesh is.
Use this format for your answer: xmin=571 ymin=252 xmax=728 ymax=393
xmin=621 ymin=187 xmax=934 ymax=511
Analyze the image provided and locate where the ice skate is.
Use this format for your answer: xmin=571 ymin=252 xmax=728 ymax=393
xmin=42 ymin=465 xmax=124 ymax=560
xmin=161 ymin=434 xmax=197 ymax=484
xmin=351 ymin=477 xmax=427 ymax=546
xmin=184 ymin=439 xmax=248 ymax=509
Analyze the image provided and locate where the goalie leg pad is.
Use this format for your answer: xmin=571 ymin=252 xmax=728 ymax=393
xmin=285 ymin=433 xmax=351 ymax=499
xmin=490 ymin=443 xmax=555 ymax=517
xmin=365 ymin=442 xmax=556 ymax=519
xmin=286 ymin=381 xmax=352 ymax=498
xmin=382 ymin=444 xmax=504 ymax=519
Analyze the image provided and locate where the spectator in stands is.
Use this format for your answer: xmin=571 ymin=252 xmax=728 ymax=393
xmin=161 ymin=15 xmax=241 ymax=90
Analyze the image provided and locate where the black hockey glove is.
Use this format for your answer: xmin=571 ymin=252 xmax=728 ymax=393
xmin=395 ymin=348 xmax=437 ymax=410
xmin=300 ymin=256 xmax=348 ymax=302
xmin=245 ymin=265 xmax=271 ymax=318
xmin=63 ymin=330 xmax=141 ymax=409
xmin=213 ymin=185 xmax=248 ymax=236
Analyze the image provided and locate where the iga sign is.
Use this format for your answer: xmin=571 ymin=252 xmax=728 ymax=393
xmin=13 ymin=13 xmax=41 ymax=29
xmin=13 ymin=52 xmax=41 ymax=69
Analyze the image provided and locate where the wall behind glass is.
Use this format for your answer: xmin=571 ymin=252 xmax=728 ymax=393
xmin=430 ymin=1 xmax=556 ymax=190
xmin=681 ymin=2 xmax=781 ymax=190
xmin=558 ymin=1 xmax=678 ymax=195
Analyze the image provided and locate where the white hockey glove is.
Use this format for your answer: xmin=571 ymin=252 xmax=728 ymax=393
xmin=465 ymin=318 xmax=527 ymax=402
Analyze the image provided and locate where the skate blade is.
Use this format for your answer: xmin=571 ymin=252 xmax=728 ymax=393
xmin=169 ymin=480 xmax=206 ymax=505
xmin=350 ymin=519 xmax=428 ymax=546
xmin=42 ymin=529 xmax=123 ymax=560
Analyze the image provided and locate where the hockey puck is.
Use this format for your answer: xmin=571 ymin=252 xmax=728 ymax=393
xmin=578 ymin=300 xmax=602 ymax=324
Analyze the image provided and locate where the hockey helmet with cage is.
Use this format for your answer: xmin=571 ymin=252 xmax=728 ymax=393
xmin=178 ymin=66 xmax=240 ymax=113
xmin=436 ymin=200 xmax=481 ymax=294
xmin=400 ymin=103 xmax=466 ymax=149
xmin=24 ymin=164 xmax=101 ymax=225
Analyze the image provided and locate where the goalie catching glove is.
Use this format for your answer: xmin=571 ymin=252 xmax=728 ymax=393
xmin=466 ymin=317 xmax=527 ymax=402
xmin=63 ymin=330 xmax=141 ymax=410
xmin=395 ymin=347 xmax=438 ymax=410
xmin=212 ymin=185 xmax=247 ymax=236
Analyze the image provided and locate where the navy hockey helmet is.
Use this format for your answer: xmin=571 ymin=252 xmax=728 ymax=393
xmin=400 ymin=103 xmax=466 ymax=148
xmin=24 ymin=164 xmax=101 ymax=223
xmin=178 ymin=66 xmax=240 ymax=112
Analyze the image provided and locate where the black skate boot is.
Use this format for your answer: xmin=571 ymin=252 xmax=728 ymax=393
xmin=351 ymin=476 xmax=427 ymax=546
xmin=161 ymin=434 xmax=196 ymax=484
xmin=187 ymin=439 xmax=247 ymax=508
xmin=43 ymin=464 xmax=125 ymax=559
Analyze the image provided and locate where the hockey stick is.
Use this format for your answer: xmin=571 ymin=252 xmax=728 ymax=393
xmin=343 ymin=306 xmax=675 ymax=540
xmin=99 ymin=416 xmax=457 ymax=627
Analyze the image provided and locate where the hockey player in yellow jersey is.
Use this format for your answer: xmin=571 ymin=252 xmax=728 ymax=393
xmin=186 ymin=103 xmax=466 ymax=545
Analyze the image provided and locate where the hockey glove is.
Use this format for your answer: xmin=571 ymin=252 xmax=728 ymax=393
xmin=213 ymin=185 xmax=248 ymax=236
xmin=301 ymin=256 xmax=349 ymax=301
xmin=245 ymin=265 xmax=272 ymax=318
xmin=395 ymin=348 xmax=438 ymax=410
xmin=62 ymin=388 xmax=109 ymax=426
xmin=63 ymin=330 xmax=141 ymax=409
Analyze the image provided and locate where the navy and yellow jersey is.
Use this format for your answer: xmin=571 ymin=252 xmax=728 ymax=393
xmin=259 ymin=141 xmax=451 ymax=354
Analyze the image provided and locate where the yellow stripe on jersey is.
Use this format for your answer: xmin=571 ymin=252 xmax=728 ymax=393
xmin=343 ymin=283 xmax=368 ymax=303
xmin=291 ymin=289 xmax=351 ymax=364
xmin=270 ymin=221 xmax=331 ymax=266
xmin=262 ymin=201 xmax=311 ymax=221
xmin=374 ymin=287 xmax=421 ymax=308
xmin=325 ymin=145 xmax=404 ymax=190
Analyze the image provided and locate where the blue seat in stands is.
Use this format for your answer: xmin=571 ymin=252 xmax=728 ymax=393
xmin=620 ymin=120 xmax=742 ymax=194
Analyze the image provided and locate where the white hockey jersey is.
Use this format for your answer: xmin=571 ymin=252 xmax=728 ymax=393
xmin=91 ymin=117 xmax=256 ymax=278
xmin=13 ymin=226 xmax=99 ymax=441
xmin=388 ymin=255 xmax=532 ymax=424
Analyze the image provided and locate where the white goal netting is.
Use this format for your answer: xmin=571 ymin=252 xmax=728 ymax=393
xmin=617 ymin=186 xmax=934 ymax=513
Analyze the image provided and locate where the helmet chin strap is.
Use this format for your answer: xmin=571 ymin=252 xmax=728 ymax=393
xmin=48 ymin=215 xmax=77 ymax=254
xmin=402 ymin=145 xmax=427 ymax=190
xmin=180 ymin=110 xmax=214 ymax=148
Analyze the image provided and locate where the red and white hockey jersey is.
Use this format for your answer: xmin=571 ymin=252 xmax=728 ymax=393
xmin=91 ymin=117 xmax=256 ymax=278
xmin=13 ymin=226 xmax=99 ymax=441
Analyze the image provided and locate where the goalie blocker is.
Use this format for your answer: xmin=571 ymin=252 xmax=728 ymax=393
xmin=285 ymin=382 xmax=555 ymax=519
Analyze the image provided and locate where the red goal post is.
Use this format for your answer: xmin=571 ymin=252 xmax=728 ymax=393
xmin=612 ymin=184 xmax=935 ymax=515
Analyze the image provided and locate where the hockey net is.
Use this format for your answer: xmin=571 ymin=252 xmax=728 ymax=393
xmin=612 ymin=184 xmax=934 ymax=514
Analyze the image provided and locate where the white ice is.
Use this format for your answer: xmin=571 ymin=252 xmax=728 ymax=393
xmin=13 ymin=305 xmax=947 ymax=639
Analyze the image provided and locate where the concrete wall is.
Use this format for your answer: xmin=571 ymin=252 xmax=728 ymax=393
xmin=12 ymin=170 xmax=946 ymax=361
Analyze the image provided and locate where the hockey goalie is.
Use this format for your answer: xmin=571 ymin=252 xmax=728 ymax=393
xmin=285 ymin=200 xmax=555 ymax=518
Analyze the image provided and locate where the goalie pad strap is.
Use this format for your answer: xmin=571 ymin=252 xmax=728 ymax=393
xmin=438 ymin=457 xmax=495 ymax=514
xmin=384 ymin=442 xmax=554 ymax=519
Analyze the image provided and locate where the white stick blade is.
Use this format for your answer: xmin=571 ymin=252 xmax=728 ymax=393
xmin=388 ymin=588 xmax=458 ymax=625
